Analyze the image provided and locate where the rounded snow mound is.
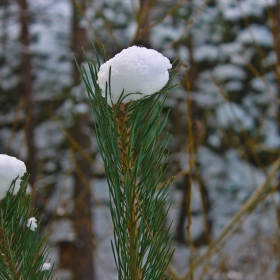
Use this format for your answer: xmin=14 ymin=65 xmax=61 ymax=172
xmin=97 ymin=46 xmax=172 ymax=104
xmin=0 ymin=154 xmax=26 ymax=200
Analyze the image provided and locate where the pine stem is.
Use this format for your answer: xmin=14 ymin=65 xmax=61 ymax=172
xmin=0 ymin=219 xmax=19 ymax=279
xmin=116 ymin=103 xmax=141 ymax=280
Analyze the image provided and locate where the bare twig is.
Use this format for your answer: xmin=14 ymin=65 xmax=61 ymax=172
xmin=181 ymin=155 xmax=280 ymax=279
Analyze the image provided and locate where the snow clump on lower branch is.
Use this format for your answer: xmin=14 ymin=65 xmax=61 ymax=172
xmin=0 ymin=154 xmax=26 ymax=200
xmin=97 ymin=46 xmax=172 ymax=105
xmin=27 ymin=217 xmax=38 ymax=231
xmin=42 ymin=262 xmax=52 ymax=271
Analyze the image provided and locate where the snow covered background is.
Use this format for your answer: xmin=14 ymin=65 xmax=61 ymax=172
xmin=1 ymin=0 xmax=280 ymax=279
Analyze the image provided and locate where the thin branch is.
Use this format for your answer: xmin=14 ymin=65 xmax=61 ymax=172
xmin=185 ymin=63 xmax=195 ymax=280
xmin=181 ymin=155 xmax=280 ymax=279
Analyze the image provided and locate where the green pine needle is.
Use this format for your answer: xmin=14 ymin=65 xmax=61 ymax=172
xmin=0 ymin=175 xmax=54 ymax=280
xmin=75 ymin=46 xmax=176 ymax=280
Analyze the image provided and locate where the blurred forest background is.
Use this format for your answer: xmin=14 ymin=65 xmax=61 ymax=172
xmin=1 ymin=0 xmax=280 ymax=279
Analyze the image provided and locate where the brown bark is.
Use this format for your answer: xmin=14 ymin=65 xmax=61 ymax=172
xmin=272 ymin=3 xmax=280 ymax=130
xmin=72 ymin=0 xmax=91 ymax=84
xmin=57 ymin=1 xmax=94 ymax=279
xmin=1 ymin=1 xmax=9 ymax=52
xmin=175 ymin=175 xmax=190 ymax=244
xmin=116 ymin=106 xmax=142 ymax=279
xmin=71 ymin=116 xmax=94 ymax=280
xmin=132 ymin=0 xmax=151 ymax=47
xmin=18 ymin=0 xmax=37 ymax=186
xmin=271 ymin=8 xmax=280 ymax=279
xmin=175 ymin=17 xmax=212 ymax=246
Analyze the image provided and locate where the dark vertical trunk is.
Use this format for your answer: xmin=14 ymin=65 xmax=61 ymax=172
xmin=133 ymin=0 xmax=151 ymax=47
xmin=72 ymin=0 xmax=90 ymax=84
xmin=271 ymin=4 xmax=280 ymax=278
xmin=189 ymin=32 xmax=212 ymax=246
xmin=273 ymin=3 xmax=280 ymax=131
xmin=175 ymin=4 xmax=212 ymax=245
xmin=175 ymin=175 xmax=190 ymax=244
xmin=18 ymin=0 xmax=37 ymax=186
xmin=71 ymin=116 xmax=94 ymax=280
xmin=272 ymin=1 xmax=280 ymax=221
xmin=59 ymin=1 xmax=94 ymax=279
xmin=269 ymin=4 xmax=280 ymax=279
xmin=1 ymin=0 xmax=9 ymax=52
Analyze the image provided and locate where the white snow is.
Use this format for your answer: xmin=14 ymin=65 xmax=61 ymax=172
xmin=216 ymin=102 xmax=254 ymax=130
xmin=214 ymin=64 xmax=246 ymax=82
xmin=50 ymin=219 xmax=75 ymax=242
xmin=42 ymin=262 xmax=52 ymax=271
xmin=219 ymin=0 xmax=272 ymax=21
xmin=219 ymin=42 xmax=242 ymax=59
xmin=177 ymin=45 xmax=190 ymax=64
xmin=251 ymin=77 xmax=266 ymax=92
xmin=151 ymin=18 xmax=183 ymax=48
xmin=208 ymin=133 xmax=222 ymax=147
xmin=227 ymin=270 xmax=243 ymax=280
xmin=222 ymin=4 xmax=240 ymax=21
xmin=224 ymin=149 xmax=264 ymax=191
xmin=194 ymin=45 xmax=218 ymax=62
xmin=225 ymin=80 xmax=244 ymax=91
xmin=91 ymin=178 xmax=117 ymax=279
xmin=35 ymin=120 xmax=64 ymax=151
xmin=257 ymin=0 xmax=277 ymax=6
xmin=261 ymin=119 xmax=280 ymax=148
xmin=73 ymin=103 xmax=90 ymax=115
xmin=27 ymin=217 xmax=38 ymax=231
xmin=237 ymin=24 xmax=273 ymax=47
xmin=97 ymin=46 xmax=172 ymax=104
xmin=0 ymin=154 xmax=26 ymax=200
xmin=263 ymin=51 xmax=277 ymax=67
xmin=195 ymin=71 xmax=223 ymax=108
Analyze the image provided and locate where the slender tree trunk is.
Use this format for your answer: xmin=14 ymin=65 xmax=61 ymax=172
xmin=71 ymin=117 xmax=94 ymax=280
xmin=72 ymin=0 xmax=90 ymax=84
xmin=273 ymin=3 xmax=280 ymax=131
xmin=175 ymin=13 xmax=212 ymax=245
xmin=175 ymin=175 xmax=190 ymax=244
xmin=271 ymin=1 xmax=280 ymax=224
xmin=18 ymin=0 xmax=37 ymax=187
xmin=271 ymin=4 xmax=280 ymax=278
xmin=132 ymin=0 xmax=151 ymax=47
xmin=62 ymin=1 xmax=94 ymax=279
xmin=1 ymin=0 xmax=9 ymax=53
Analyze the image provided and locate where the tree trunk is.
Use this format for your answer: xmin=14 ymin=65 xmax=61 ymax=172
xmin=132 ymin=0 xmax=151 ymax=47
xmin=58 ymin=1 xmax=95 ymax=279
xmin=71 ymin=116 xmax=94 ymax=280
xmin=271 ymin=4 xmax=280 ymax=278
xmin=18 ymin=0 xmax=37 ymax=186
xmin=72 ymin=0 xmax=90 ymax=84
xmin=175 ymin=13 xmax=212 ymax=245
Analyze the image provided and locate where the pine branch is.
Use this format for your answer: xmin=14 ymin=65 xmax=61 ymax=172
xmin=75 ymin=45 xmax=176 ymax=280
xmin=0 ymin=175 xmax=54 ymax=280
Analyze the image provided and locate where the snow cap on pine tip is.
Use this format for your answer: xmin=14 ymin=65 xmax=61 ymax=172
xmin=0 ymin=154 xmax=26 ymax=200
xmin=97 ymin=46 xmax=172 ymax=105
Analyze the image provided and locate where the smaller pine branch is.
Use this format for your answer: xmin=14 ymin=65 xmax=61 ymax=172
xmin=0 ymin=175 xmax=54 ymax=280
